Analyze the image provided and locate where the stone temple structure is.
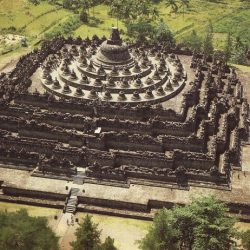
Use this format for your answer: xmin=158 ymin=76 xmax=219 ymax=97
xmin=0 ymin=27 xmax=249 ymax=218
xmin=93 ymin=27 xmax=133 ymax=68
xmin=41 ymin=27 xmax=186 ymax=104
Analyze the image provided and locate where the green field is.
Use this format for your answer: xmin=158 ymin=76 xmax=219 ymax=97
xmin=73 ymin=5 xmax=126 ymax=39
xmin=0 ymin=0 xmax=249 ymax=45
xmin=0 ymin=201 xmax=60 ymax=217
xmin=157 ymin=0 xmax=250 ymax=47
xmin=0 ymin=0 xmax=249 ymax=67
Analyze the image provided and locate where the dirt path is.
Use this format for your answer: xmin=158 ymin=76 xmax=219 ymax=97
xmin=0 ymin=47 xmax=31 ymax=73
xmin=0 ymin=58 xmax=18 ymax=73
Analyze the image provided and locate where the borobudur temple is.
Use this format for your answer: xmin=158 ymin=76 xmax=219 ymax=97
xmin=0 ymin=27 xmax=249 ymax=217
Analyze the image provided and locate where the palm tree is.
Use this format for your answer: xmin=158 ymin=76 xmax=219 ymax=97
xmin=179 ymin=0 xmax=189 ymax=18
xmin=165 ymin=0 xmax=178 ymax=14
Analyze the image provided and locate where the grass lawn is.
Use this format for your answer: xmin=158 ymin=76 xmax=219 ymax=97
xmin=0 ymin=0 xmax=57 ymax=30
xmin=23 ymin=8 xmax=72 ymax=38
xmin=236 ymin=222 xmax=250 ymax=232
xmin=73 ymin=5 xmax=126 ymax=39
xmin=157 ymin=0 xmax=250 ymax=48
xmin=232 ymin=64 xmax=250 ymax=73
xmin=0 ymin=0 xmax=73 ymax=43
xmin=0 ymin=201 xmax=60 ymax=217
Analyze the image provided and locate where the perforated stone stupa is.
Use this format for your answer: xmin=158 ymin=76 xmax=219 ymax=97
xmin=93 ymin=27 xmax=133 ymax=68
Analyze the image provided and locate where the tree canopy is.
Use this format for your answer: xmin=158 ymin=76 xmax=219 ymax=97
xmin=165 ymin=0 xmax=190 ymax=14
xmin=139 ymin=196 xmax=238 ymax=250
xmin=101 ymin=236 xmax=118 ymax=250
xmin=203 ymin=20 xmax=214 ymax=56
xmin=241 ymin=230 xmax=250 ymax=250
xmin=71 ymin=214 xmax=118 ymax=250
xmin=182 ymin=30 xmax=202 ymax=52
xmin=154 ymin=20 xmax=175 ymax=45
xmin=109 ymin=0 xmax=159 ymax=41
xmin=0 ymin=209 xmax=59 ymax=250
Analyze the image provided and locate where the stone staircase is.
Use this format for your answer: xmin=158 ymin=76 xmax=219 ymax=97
xmin=73 ymin=168 xmax=85 ymax=185
xmin=64 ymin=187 xmax=79 ymax=214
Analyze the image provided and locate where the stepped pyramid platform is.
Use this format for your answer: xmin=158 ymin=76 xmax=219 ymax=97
xmin=0 ymin=28 xmax=249 ymax=218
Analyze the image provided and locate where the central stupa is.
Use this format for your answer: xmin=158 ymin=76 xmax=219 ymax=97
xmin=93 ymin=27 xmax=134 ymax=69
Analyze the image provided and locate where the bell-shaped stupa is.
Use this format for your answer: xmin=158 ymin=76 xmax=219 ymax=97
xmin=93 ymin=27 xmax=134 ymax=69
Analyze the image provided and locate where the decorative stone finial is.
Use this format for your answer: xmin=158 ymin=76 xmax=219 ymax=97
xmin=107 ymin=27 xmax=122 ymax=45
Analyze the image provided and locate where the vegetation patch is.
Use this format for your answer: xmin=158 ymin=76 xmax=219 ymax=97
xmin=44 ymin=15 xmax=82 ymax=39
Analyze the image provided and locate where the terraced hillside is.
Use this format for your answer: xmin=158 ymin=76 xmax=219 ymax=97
xmin=0 ymin=0 xmax=249 ymax=60
xmin=1 ymin=0 xmax=250 ymax=40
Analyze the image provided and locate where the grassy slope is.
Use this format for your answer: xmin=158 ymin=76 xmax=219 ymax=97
xmin=0 ymin=0 xmax=249 ymax=66
xmin=1 ymin=0 xmax=249 ymax=44
xmin=0 ymin=0 xmax=73 ymax=42
xmin=158 ymin=0 xmax=250 ymax=48
xmin=73 ymin=5 xmax=126 ymax=38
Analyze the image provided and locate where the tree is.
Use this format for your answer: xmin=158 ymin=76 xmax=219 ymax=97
xmin=28 ymin=0 xmax=40 ymax=5
xmin=165 ymin=0 xmax=190 ymax=16
xmin=203 ymin=20 xmax=214 ymax=57
xmin=71 ymin=215 xmax=119 ymax=250
xmin=71 ymin=214 xmax=101 ymax=250
xmin=241 ymin=230 xmax=250 ymax=250
xmin=63 ymin=0 xmax=73 ymax=9
xmin=109 ymin=0 xmax=124 ymax=27
xmin=0 ymin=209 xmax=59 ymax=250
xmin=231 ymin=37 xmax=248 ymax=65
xmin=224 ymin=33 xmax=232 ymax=64
xmin=139 ymin=196 xmax=238 ymax=250
xmin=139 ymin=209 xmax=179 ymax=250
xmin=183 ymin=30 xmax=202 ymax=52
xmin=80 ymin=8 xmax=88 ymax=23
xmin=179 ymin=0 xmax=190 ymax=18
xmin=80 ymin=0 xmax=91 ymax=15
xmin=188 ymin=196 xmax=237 ymax=250
xmin=154 ymin=20 xmax=175 ymax=45
xmin=21 ymin=37 xmax=28 ymax=47
xmin=109 ymin=0 xmax=159 ymax=40
xmin=127 ymin=21 xmax=155 ymax=42
xmin=165 ymin=0 xmax=179 ymax=14
xmin=101 ymin=236 xmax=118 ymax=250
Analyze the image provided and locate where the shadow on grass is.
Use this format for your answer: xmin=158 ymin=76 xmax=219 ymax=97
xmin=88 ymin=16 xmax=103 ymax=27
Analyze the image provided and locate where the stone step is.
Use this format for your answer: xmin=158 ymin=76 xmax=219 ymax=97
xmin=67 ymin=205 xmax=76 ymax=209
xmin=73 ymin=177 xmax=84 ymax=185
xmin=68 ymin=198 xmax=77 ymax=203
xmin=67 ymin=200 xmax=76 ymax=205
xmin=67 ymin=202 xmax=76 ymax=207
xmin=77 ymin=170 xmax=86 ymax=175
xmin=71 ymin=187 xmax=80 ymax=196
xmin=68 ymin=197 xmax=77 ymax=201
xmin=66 ymin=208 xmax=75 ymax=213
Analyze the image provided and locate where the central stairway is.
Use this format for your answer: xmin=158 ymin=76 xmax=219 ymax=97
xmin=64 ymin=187 xmax=80 ymax=214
